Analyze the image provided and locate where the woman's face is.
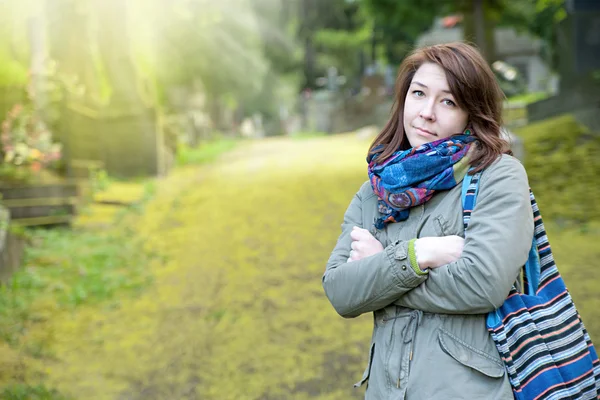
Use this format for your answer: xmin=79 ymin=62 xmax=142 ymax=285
xmin=403 ymin=62 xmax=469 ymax=148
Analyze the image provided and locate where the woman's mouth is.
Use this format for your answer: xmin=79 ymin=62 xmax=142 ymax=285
xmin=415 ymin=127 xmax=437 ymax=137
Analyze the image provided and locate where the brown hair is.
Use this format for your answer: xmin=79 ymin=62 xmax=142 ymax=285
xmin=368 ymin=42 xmax=510 ymax=173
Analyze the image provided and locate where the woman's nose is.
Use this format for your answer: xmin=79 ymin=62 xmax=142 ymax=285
xmin=419 ymin=101 xmax=435 ymax=121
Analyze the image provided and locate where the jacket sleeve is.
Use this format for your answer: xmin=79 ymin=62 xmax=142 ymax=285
xmin=394 ymin=156 xmax=534 ymax=314
xmin=322 ymin=184 xmax=428 ymax=318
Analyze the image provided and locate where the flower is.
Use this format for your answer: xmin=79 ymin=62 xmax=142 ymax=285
xmin=29 ymin=148 xmax=42 ymax=160
xmin=0 ymin=60 xmax=67 ymax=182
xmin=0 ymin=103 xmax=63 ymax=173
xmin=10 ymin=104 xmax=23 ymax=116
xmin=30 ymin=161 xmax=42 ymax=172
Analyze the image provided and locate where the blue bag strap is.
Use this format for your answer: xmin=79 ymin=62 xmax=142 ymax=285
xmin=461 ymin=169 xmax=481 ymax=231
xmin=461 ymin=172 xmax=473 ymax=210
xmin=523 ymin=192 xmax=541 ymax=294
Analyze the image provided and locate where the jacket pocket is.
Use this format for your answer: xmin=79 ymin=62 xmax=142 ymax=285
xmin=438 ymin=328 xmax=505 ymax=378
xmin=354 ymin=342 xmax=375 ymax=388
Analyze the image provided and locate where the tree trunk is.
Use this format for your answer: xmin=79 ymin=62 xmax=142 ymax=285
xmin=483 ymin=0 xmax=497 ymax=63
xmin=95 ymin=0 xmax=143 ymax=110
xmin=28 ymin=7 xmax=47 ymax=115
xmin=473 ymin=0 xmax=487 ymax=59
xmin=300 ymin=0 xmax=315 ymax=89
xmin=47 ymin=0 xmax=100 ymax=104
xmin=462 ymin=0 xmax=496 ymax=63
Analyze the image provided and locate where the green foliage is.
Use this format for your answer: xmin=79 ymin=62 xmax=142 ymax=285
xmin=1 ymin=384 xmax=69 ymax=400
xmin=298 ymin=0 xmax=373 ymax=88
xmin=0 ymin=61 xmax=28 ymax=87
xmin=517 ymin=114 xmax=600 ymax=224
xmin=289 ymin=131 xmax=328 ymax=140
xmin=506 ymin=91 xmax=550 ymax=105
xmin=147 ymin=0 xmax=304 ymax=123
xmin=361 ymin=0 xmax=565 ymax=68
xmin=88 ymin=168 xmax=111 ymax=196
xmin=0 ymin=1 xmax=33 ymax=86
xmin=314 ymin=27 xmax=372 ymax=53
xmin=497 ymin=0 xmax=566 ymax=70
xmin=310 ymin=1 xmax=374 ymax=77
xmin=313 ymin=24 xmax=372 ymax=75
xmin=362 ymin=0 xmax=450 ymax=40
xmin=0 ymin=220 xmax=156 ymax=348
xmin=154 ymin=1 xmax=271 ymax=100
xmin=535 ymin=0 xmax=567 ymax=22
xmin=175 ymin=138 xmax=240 ymax=166
xmin=361 ymin=0 xmax=451 ymax=64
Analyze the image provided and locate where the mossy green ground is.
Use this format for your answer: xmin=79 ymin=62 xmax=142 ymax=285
xmin=0 ymin=118 xmax=599 ymax=399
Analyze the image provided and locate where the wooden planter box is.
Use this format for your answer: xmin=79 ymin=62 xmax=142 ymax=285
xmin=0 ymin=182 xmax=79 ymax=227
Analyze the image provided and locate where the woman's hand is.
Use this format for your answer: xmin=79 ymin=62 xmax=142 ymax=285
xmin=348 ymin=226 xmax=384 ymax=262
xmin=415 ymin=236 xmax=465 ymax=270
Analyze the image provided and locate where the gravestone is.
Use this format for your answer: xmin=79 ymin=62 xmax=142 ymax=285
xmin=360 ymin=74 xmax=387 ymax=113
xmin=0 ymin=206 xmax=25 ymax=283
xmin=309 ymin=67 xmax=347 ymax=133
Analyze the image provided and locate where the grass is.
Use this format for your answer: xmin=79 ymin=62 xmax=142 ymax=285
xmin=175 ymin=137 xmax=240 ymax=166
xmin=289 ymin=131 xmax=328 ymax=140
xmin=0 ymin=136 xmax=373 ymax=399
xmin=0 ymin=177 xmax=160 ymax=398
xmin=0 ymin=124 xmax=598 ymax=398
xmin=1 ymin=383 xmax=69 ymax=400
xmin=546 ymin=222 xmax=600 ymax=338
xmin=506 ymin=91 xmax=550 ymax=105
xmin=76 ymin=177 xmax=157 ymax=228
xmin=516 ymin=114 xmax=600 ymax=223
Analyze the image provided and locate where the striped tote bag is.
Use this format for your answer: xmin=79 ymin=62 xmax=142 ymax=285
xmin=462 ymin=170 xmax=600 ymax=400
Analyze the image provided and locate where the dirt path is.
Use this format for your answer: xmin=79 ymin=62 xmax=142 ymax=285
xmin=32 ymin=135 xmax=376 ymax=399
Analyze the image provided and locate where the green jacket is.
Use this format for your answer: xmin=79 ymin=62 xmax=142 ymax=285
xmin=323 ymin=155 xmax=534 ymax=399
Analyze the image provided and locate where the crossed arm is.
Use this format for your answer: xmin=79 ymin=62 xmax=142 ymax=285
xmin=322 ymin=157 xmax=534 ymax=317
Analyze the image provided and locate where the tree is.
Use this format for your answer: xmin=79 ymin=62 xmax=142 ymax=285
xmin=495 ymin=0 xmax=566 ymax=70
xmin=361 ymin=0 xmax=451 ymax=65
xmin=361 ymin=0 xmax=565 ymax=68
xmin=298 ymin=0 xmax=374 ymax=89
xmin=247 ymin=0 xmax=303 ymax=120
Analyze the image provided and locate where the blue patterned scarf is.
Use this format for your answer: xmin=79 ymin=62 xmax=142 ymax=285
xmin=368 ymin=131 xmax=476 ymax=229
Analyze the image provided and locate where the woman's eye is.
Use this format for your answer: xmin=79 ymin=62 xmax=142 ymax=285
xmin=443 ymin=99 xmax=456 ymax=107
xmin=413 ymin=90 xmax=424 ymax=97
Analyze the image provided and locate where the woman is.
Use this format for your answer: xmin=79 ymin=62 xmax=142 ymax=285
xmin=322 ymin=42 xmax=534 ymax=399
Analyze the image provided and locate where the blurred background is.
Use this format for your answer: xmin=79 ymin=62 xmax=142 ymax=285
xmin=0 ymin=0 xmax=598 ymax=399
